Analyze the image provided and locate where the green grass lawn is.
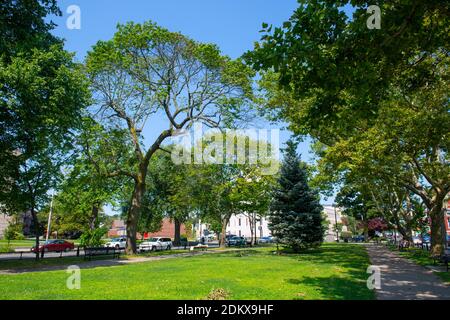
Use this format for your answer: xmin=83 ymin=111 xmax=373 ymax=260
xmin=0 ymin=240 xmax=36 ymax=252
xmin=0 ymin=248 xmax=196 ymax=271
xmin=0 ymin=244 xmax=374 ymax=300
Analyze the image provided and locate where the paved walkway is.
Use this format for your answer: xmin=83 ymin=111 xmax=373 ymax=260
xmin=366 ymin=244 xmax=450 ymax=300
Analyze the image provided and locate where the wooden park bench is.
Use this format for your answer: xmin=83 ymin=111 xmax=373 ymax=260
xmin=398 ymin=241 xmax=411 ymax=251
xmin=432 ymin=250 xmax=450 ymax=272
xmin=190 ymin=245 xmax=209 ymax=252
xmin=14 ymin=248 xmax=31 ymax=259
xmin=84 ymin=247 xmax=121 ymax=261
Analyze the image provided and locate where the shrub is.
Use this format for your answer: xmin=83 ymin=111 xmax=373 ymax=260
xmin=341 ymin=231 xmax=353 ymax=241
xmin=79 ymin=227 xmax=108 ymax=247
xmin=4 ymin=224 xmax=25 ymax=242
xmin=0 ymin=246 xmax=13 ymax=253
xmin=204 ymin=288 xmax=230 ymax=300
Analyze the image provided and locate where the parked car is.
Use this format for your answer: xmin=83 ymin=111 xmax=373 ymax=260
xmin=257 ymin=236 xmax=274 ymax=244
xmin=227 ymin=236 xmax=246 ymax=247
xmin=225 ymin=234 xmax=237 ymax=242
xmin=105 ymin=237 xmax=127 ymax=249
xmin=352 ymin=235 xmax=365 ymax=243
xmin=32 ymin=240 xmax=75 ymax=253
xmin=422 ymin=235 xmax=431 ymax=244
xmin=138 ymin=237 xmax=172 ymax=252
xmin=197 ymin=234 xmax=216 ymax=242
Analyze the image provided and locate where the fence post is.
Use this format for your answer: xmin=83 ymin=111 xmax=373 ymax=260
xmin=77 ymin=246 xmax=80 ymax=257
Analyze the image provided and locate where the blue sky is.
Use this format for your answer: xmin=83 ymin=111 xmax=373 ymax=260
xmin=48 ymin=0 xmax=336 ymax=207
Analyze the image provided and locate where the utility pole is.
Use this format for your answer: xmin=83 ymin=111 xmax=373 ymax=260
xmin=45 ymin=194 xmax=54 ymax=242
xmin=334 ymin=205 xmax=339 ymax=243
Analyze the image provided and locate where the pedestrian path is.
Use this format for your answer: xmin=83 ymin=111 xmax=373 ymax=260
xmin=365 ymin=244 xmax=450 ymax=300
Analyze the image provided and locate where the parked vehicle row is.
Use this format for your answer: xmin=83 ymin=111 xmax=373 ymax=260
xmin=225 ymin=235 xmax=276 ymax=247
xmin=257 ymin=236 xmax=276 ymax=244
xmin=28 ymin=235 xmax=278 ymax=253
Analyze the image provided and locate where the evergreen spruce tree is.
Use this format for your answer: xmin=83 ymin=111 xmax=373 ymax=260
xmin=269 ymin=140 xmax=324 ymax=252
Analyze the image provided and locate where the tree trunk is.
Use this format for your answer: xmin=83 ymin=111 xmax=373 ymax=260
xmin=219 ymin=217 xmax=229 ymax=248
xmin=174 ymin=218 xmax=181 ymax=246
xmin=126 ymin=178 xmax=146 ymax=255
xmin=363 ymin=222 xmax=369 ymax=242
xmin=249 ymin=215 xmax=255 ymax=246
xmin=90 ymin=204 xmax=99 ymax=231
xmin=430 ymin=199 xmax=446 ymax=256
xmin=31 ymin=207 xmax=40 ymax=261
xmin=392 ymin=211 xmax=413 ymax=243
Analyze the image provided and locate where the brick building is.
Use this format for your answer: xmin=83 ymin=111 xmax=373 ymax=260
xmin=0 ymin=214 xmax=12 ymax=239
xmin=108 ymin=218 xmax=186 ymax=240
xmin=108 ymin=220 xmax=126 ymax=238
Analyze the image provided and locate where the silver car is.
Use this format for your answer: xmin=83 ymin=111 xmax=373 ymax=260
xmin=105 ymin=237 xmax=127 ymax=249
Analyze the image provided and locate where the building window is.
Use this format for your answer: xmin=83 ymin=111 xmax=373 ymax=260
xmin=239 ymin=230 xmax=241 ymax=237
xmin=239 ymin=218 xmax=241 ymax=226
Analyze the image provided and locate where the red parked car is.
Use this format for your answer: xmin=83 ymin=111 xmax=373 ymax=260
xmin=32 ymin=240 xmax=75 ymax=253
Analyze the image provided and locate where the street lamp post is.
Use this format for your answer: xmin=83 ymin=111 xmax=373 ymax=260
xmin=334 ymin=205 xmax=339 ymax=243
xmin=45 ymin=194 xmax=54 ymax=242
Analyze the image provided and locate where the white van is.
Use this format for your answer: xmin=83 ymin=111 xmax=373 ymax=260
xmin=138 ymin=237 xmax=172 ymax=252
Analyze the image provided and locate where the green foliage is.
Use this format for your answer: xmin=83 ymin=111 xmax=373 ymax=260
xmin=4 ymin=223 xmax=25 ymax=242
xmin=79 ymin=227 xmax=108 ymax=248
xmin=0 ymin=43 xmax=90 ymax=216
xmin=0 ymin=1 xmax=89 ymax=209
xmin=0 ymin=0 xmax=61 ymax=59
xmin=247 ymin=0 xmax=449 ymax=254
xmin=246 ymin=1 xmax=448 ymax=140
xmin=270 ymin=140 xmax=325 ymax=252
xmin=50 ymin=117 xmax=133 ymax=237
xmin=340 ymin=231 xmax=353 ymax=241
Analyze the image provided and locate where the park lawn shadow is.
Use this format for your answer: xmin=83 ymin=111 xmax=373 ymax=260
xmin=287 ymin=275 xmax=374 ymax=300
xmin=278 ymin=244 xmax=371 ymax=272
xmin=277 ymin=244 xmax=374 ymax=300
xmin=214 ymin=249 xmax=266 ymax=258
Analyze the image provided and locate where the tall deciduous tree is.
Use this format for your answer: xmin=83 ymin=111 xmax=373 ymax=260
xmin=86 ymin=21 xmax=254 ymax=253
xmin=246 ymin=0 xmax=449 ymax=255
xmin=270 ymin=141 xmax=324 ymax=252
xmin=0 ymin=0 xmax=62 ymax=191
xmin=0 ymin=1 xmax=90 ymax=259
xmin=0 ymin=46 xmax=90 ymax=259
